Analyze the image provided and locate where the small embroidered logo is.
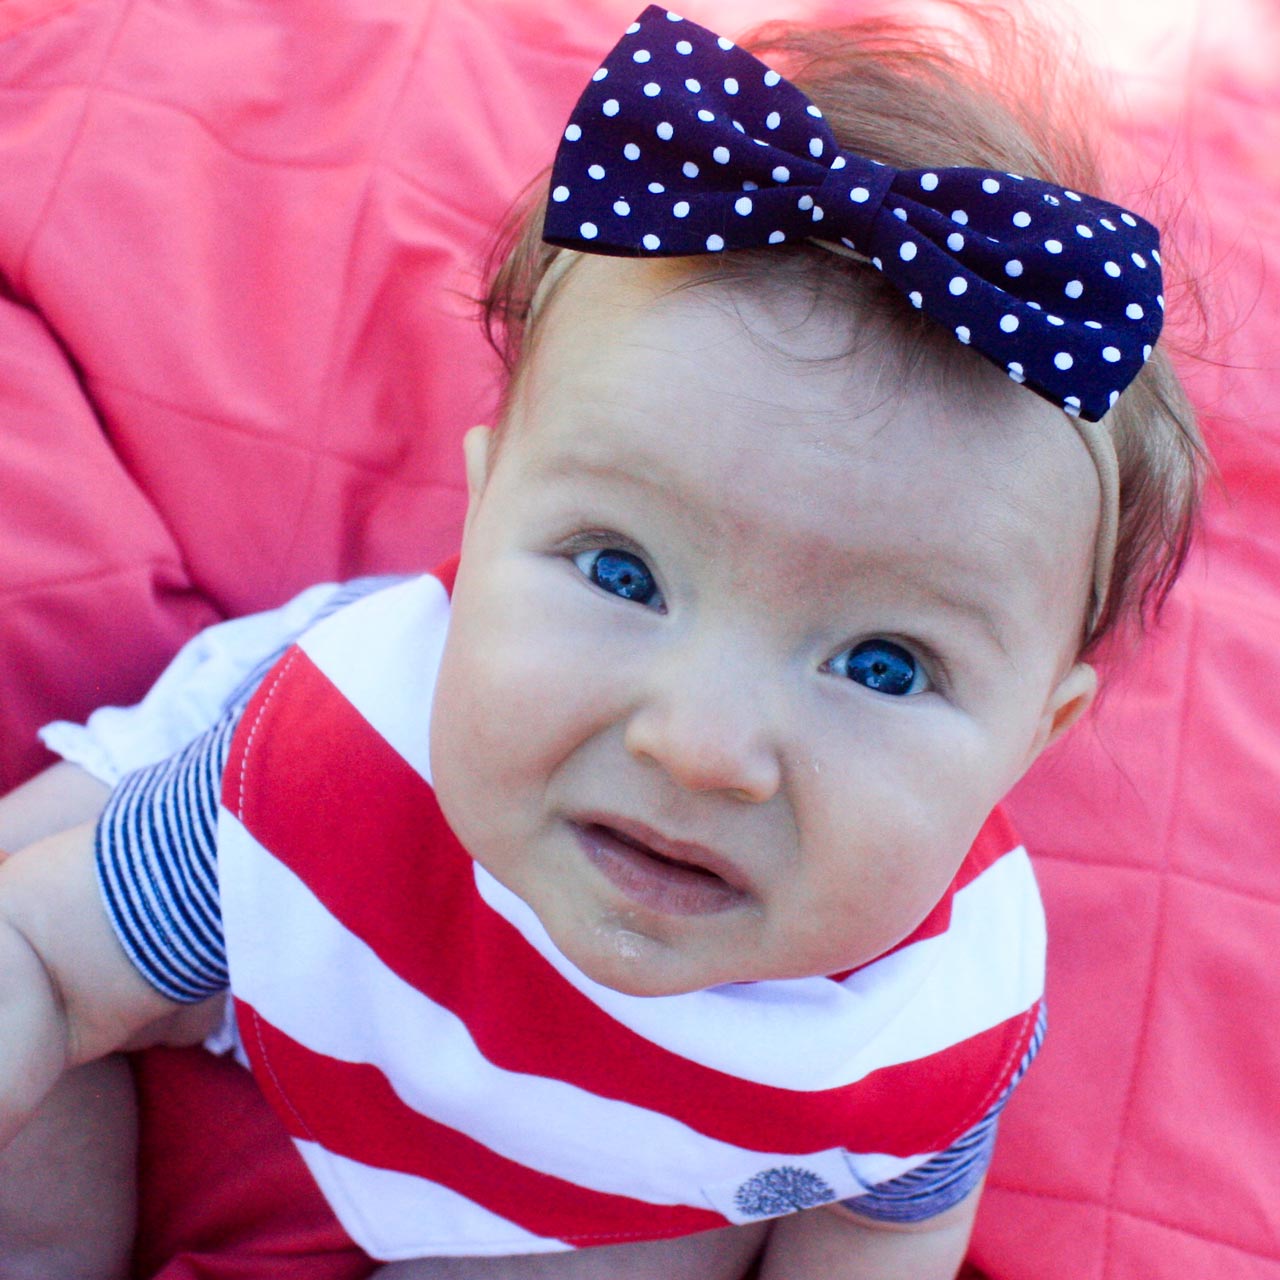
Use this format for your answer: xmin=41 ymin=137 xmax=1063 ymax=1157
xmin=733 ymin=1166 xmax=837 ymax=1217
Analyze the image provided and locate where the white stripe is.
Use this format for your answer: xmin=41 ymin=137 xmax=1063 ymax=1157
xmin=219 ymin=813 xmax=875 ymax=1212
xmin=292 ymin=1141 xmax=563 ymax=1261
xmin=297 ymin=575 xmax=449 ymax=785
xmin=474 ymin=851 xmax=1045 ymax=1089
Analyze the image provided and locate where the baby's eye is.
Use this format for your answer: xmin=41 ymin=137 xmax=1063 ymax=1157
xmin=834 ymin=639 xmax=928 ymax=696
xmin=573 ymin=547 xmax=662 ymax=606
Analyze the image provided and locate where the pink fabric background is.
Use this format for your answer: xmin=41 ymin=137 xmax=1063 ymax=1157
xmin=0 ymin=0 xmax=1274 ymax=1275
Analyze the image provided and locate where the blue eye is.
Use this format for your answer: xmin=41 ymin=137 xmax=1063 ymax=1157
xmin=574 ymin=548 xmax=660 ymax=605
xmin=837 ymin=639 xmax=926 ymax=696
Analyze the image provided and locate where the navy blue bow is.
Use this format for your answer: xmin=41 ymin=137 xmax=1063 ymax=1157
xmin=542 ymin=5 xmax=1164 ymax=422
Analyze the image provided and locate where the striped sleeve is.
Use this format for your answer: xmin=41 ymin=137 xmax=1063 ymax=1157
xmin=842 ymin=1001 xmax=1047 ymax=1223
xmin=94 ymin=704 xmax=241 ymax=1003
xmin=93 ymin=574 xmax=409 ymax=1004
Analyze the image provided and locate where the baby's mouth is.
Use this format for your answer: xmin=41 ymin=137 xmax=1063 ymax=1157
xmin=570 ymin=818 xmax=749 ymax=917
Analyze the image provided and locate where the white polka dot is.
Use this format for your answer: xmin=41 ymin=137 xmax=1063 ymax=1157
xmin=851 ymin=187 xmax=870 ymax=203
xmin=871 ymin=256 xmax=882 ymax=269
xmin=1152 ymin=248 xmax=1162 ymax=265
xmin=764 ymin=69 xmax=781 ymax=86
xmin=1008 ymin=361 xmax=1025 ymax=382
xmin=1102 ymin=346 xmax=1121 ymax=362
xmin=811 ymin=205 xmax=824 ymax=222
xmin=676 ymin=39 xmax=693 ymax=54
xmin=1100 ymin=218 xmax=1116 ymax=231
xmin=626 ymin=21 xmax=640 ymax=33
xmin=949 ymin=276 xmax=967 ymax=296
xmin=1084 ymin=320 xmax=1102 ymax=329
xmin=735 ymin=196 xmax=753 ymax=215
xmin=697 ymin=109 xmax=715 ymax=122
xmin=613 ymin=199 xmax=630 ymax=216
xmin=1012 ymin=210 xmax=1031 ymax=228
xmin=1005 ymin=259 xmax=1023 ymax=277
xmin=644 ymin=82 xmax=661 ymax=97
xmin=893 ymin=207 xmax=907 ymax=221
xmin=766 ymin=111 xmax=781 ymax=130
xmin=1065 ymin=280 xmax=1084 ymax=299
xmin=1131 ymin=252 xmax=1147 ymax=268
xmin=682 ymin=161 xmax=699 ymax=178
xmin=1109 ymin=390 xmax=1120 ymax=408
xmin=624 ymin=143 xmax=641 ymax=160
xmin=591 ymin=68 xmax=608 ymax=83
xmin=982 ymin=177 xmax=1000 ymax=194
xmin=713 ymin=146 xmax=731 ymax=164
xmin=588 ymin=164 xmax=605 ymax=180
xmin=580 ymin=222 xmax=598 ymax=239
xmin=920 ymin=172 xmax=939 ymax=191
xmin=643 ymin=233 xmax=661 ymax=251
xmin=1045 ymin=239 xmax=1063 ymax=254
xmin=1143 ymin=344 xmax=1152 ymax=360
xmin=1064 ymin=396 xmax=1081 ymax=417
xmin=807 ymin=104 xmax=823 ymax=118
xmin=831 ymin=156 xmax=847 ymax=170
xmin=1026 ymin=301 xmax=1041 ymax=310
xmin=1000 ymin=314 xmax=1019 ymax=333
xmin=909 ymin=291 xmax=923 ymax=308
xmin=552 ymin=185 xmax=569 ymax=202
xmin=768 ymin=230 xmax=785 ymax=244
xmin=666 ymin=11 xmax=684 ymax=21
xmin=1043 ymin=193 xmax=1060 ymax=206
xmin=603 ymin=99 xmax=619 ymax=117
xmin=724 ymin=77 xmax=739 ymax=94
xmin=1076 ymin=224 xmax=1093 ymax=238
xmin=772 ymin=165 xmax=790 ymax=183
xmin=947 ymin=231 xmax=964 ymax=251
xmin=1126 ymin=303 xmax=1144 ymax=320
xmin=1157 ymin=294 xmax=1165 ymax=310
xmin=633 ymin=48 xmax=651 ymax=62
xmin=900 ymin=241 xmax=917 ymax=261
xmin=809 ymin=137 xmax=824 ymax=158
xmin=1121 ymin=212 xmax=1137 ymax=227
xmin=1104 ymin=261 xmax=1121 ymax=278
xmin=717 ymin=36 xmax=734 ymax=50
xmin=648 ymin=181 xmax=665 ymax=193
xmin=951 ymin=209 xmax=969 ymax=225
xmin=1047 ymin=315 xmax=1064 ymax=326
xmin=673 ymin=200 xmax=690 ymax=218
xmin=956 ymin=325 xmax=971 ymax=343
xmin=707 ymin=233 xmax=725 ymax=250
xmin=798 ymin=194 xmax=814 ymax=211
xmin=564 ymin=123 xmax=582 ymax=142
xmin=1054 ymin=351 xmax=1073 ymax=370
xmin=1065 ymin=190 xmax=1082 ymax=202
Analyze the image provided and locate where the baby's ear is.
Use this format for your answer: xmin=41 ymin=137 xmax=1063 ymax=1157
xmin=462 ymin=425 xmax=495 ymax=536
xmin=1032 ymin=661 xmax=1097 ymax=761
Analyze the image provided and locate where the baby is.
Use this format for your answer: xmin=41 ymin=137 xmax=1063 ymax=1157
xmin=0 ymin=5 xmax=1203 ymax=1279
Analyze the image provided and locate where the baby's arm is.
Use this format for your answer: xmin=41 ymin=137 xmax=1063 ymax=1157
xmin=0 ymin=816 xmax=180 ymax=1146
xmin=759 ymin=1185 xmax=981 ymax=1279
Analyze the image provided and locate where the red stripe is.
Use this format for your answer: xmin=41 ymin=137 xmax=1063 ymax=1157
xmin=237 ymin=1000 xmax=728 ymax=1247
xmin=227 ymin=649 xmax=1037 ymax=1159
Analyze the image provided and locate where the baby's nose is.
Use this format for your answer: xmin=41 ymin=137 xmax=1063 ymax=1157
xmin=622 ymin=651 xmax=782 ymax=803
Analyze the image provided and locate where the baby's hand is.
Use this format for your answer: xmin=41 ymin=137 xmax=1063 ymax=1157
xmin=0 ymin=820 xmax=180 ymax=1149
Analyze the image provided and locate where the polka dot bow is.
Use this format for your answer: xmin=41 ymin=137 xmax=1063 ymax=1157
xmin=543 ymin=5 xmax=1166 ymax=421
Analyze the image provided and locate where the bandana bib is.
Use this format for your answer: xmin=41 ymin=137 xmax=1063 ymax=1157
xmin=217 ymin=567 xmax=1045 ymax=1260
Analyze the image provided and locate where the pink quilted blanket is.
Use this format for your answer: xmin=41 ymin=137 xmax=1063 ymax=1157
xmin=0 ymin=0 xmax=1275 ymax=1275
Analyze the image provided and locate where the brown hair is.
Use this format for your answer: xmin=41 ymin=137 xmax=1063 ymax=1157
xmin=481 ymin=4 xmax=1206 ymax=654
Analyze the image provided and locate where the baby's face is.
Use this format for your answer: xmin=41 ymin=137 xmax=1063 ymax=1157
xmin=430 ymin=257 xmax=1099 ymax=997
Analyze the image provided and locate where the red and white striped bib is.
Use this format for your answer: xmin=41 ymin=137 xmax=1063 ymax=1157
xmin=218 ymin=566 xmax=1045 ymax=1261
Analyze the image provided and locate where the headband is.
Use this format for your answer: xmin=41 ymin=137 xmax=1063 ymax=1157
xmin=540 ymin=5 xmax=1163 ymax=622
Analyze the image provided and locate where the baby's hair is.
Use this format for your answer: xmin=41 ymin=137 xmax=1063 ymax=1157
xmin=482 ymin=3 xmax=1205 ymax=654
